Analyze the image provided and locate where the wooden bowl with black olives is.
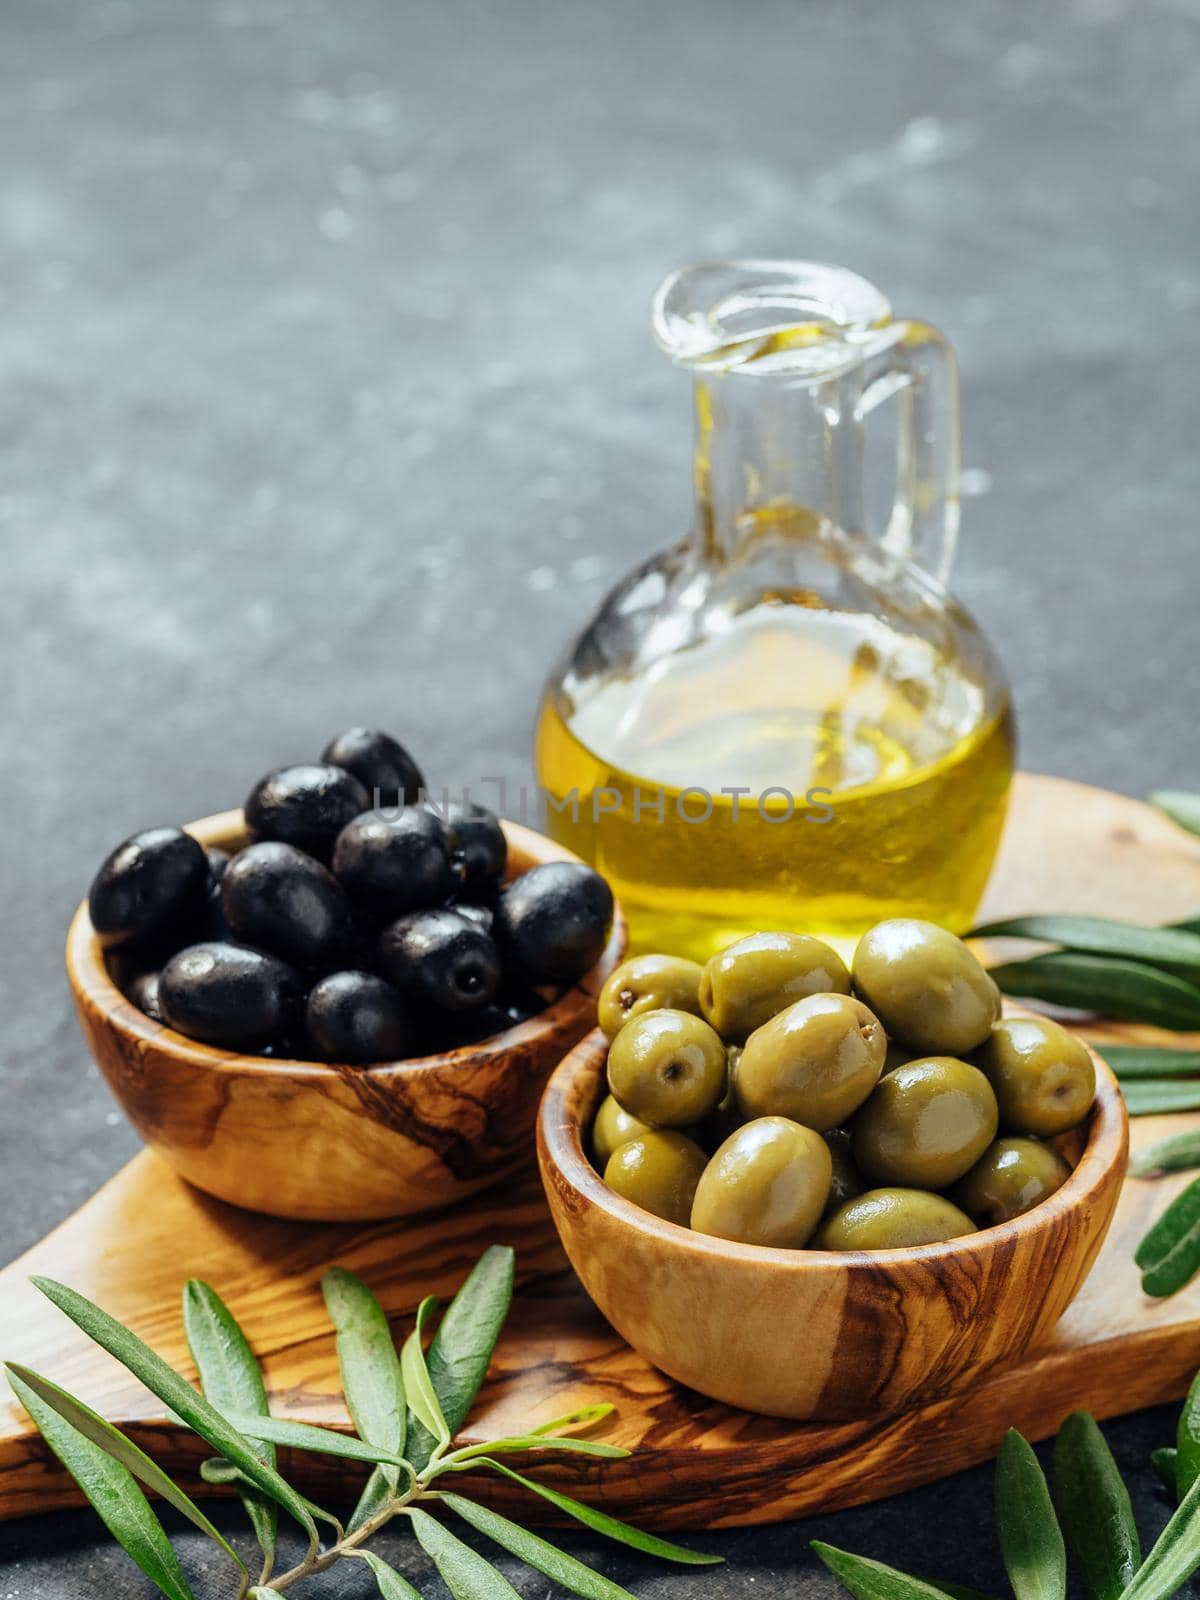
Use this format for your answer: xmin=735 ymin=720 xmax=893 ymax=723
xmin=538 ymin=926 xmax=1127 ymax=1421
xmin=67 ymin=728 xmax=625 ymax=1222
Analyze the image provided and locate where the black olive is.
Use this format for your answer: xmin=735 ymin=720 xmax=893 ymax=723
xmin=159 ymin=942 xmax=302 ymax=1049
xmin=206 ymin=848 xmax=231 ymax=883
xmin=322 ymin=728 xmax=425 ymax=811
xmin=445 ymin=802 xmax=507 ymax=896
xmin=494 ymin=862 xmax=613 ymax=986
xmin=453 ymin=901 xmax=494 ymax=935
xmin=306 ymin=970 xmax=415 ymax=1064
xmin=377 ymin=907 xmax=502 ymax=1012
xmin=88 ymin=827 xmax=210 ymax=950
xmin=332 ymin=808 xmax=457 ymax=917
xmin=124 ymin=969 xmax=164 ymax=1022
xmin=423 ymin=1001 xmax=513 ymax=1052
xmin=499 ymin=987 xmax=546 ymax=1026
xmin=245 ymin=764 xmax=369 ymax=860
xmin=221 ymin=842 xmax=358 ymax=973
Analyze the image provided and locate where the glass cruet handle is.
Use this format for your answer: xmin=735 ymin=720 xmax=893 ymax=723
xmin=858 ymin=318 xmax=961 ymax=587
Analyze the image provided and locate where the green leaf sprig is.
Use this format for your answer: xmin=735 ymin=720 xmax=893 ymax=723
xmin=816 ymin=1390 xmax=1200 ymax=1600
xmin=4 ymin=1246 xmax=718 ymax=1599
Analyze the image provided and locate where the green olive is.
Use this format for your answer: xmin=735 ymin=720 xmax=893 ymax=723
xmin=851 ymin=1057 xmax=999 ymax=1189
xmin=974 ymin=1017 xmax=1097 ymax=1137
xmin=591 ymin=1094 xmax=654 ymax=1169
xmin=814 ymin=1188 xmax=977 ymax=1250
xmin=852 ymin=919 xmax=1000 ymax=1055
xmin=606 ymin=1009 xmax=727 ymax=1127
xmin=823 ymin=1127 xmax=864 ymax=1215
xmin=603 ymin=1131 xmax=708 ymax=1226
xmin=699 ymin=931 xmax=850 ymax=1043
xmin=597 ymin=954 xmax=705 ymax=1040
xmin=952 ymin=1137 xmax=1072 ymax=1226
xmin=735 ymin=993 xmax=886 ymax=1131
xmin=690 ymin=1117 xmax=832 ymax=1248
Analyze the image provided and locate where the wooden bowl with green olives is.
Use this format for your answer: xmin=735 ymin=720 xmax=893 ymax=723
xmin=537 ymin=1006 xmax=1127 ymax=1422
xmin=67 ymin=809 xmax=626 ymax=1223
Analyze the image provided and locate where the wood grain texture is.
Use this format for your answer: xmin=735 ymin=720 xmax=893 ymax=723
xmin=538 ymin=1029 xmax=1125 ymax=1421
xmin=4 ymin=773 xmax=1200 ymax=1528
xmin=65 ymin=810 xmax=627 ymax=1221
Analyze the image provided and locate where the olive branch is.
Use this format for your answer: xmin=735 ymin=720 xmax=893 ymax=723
xmin=4 ymin=1246 xmax=719 ymax=1598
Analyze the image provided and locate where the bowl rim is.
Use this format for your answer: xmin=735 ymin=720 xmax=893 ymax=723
xmin=538 ymin=1018 xmax=1129 ymax=1271
xmin=67 ymin=807 xmax=627 ymax=1081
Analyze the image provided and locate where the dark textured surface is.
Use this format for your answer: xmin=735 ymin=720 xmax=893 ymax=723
xmin=2 ymin=0 xmax=1198 ymax=1593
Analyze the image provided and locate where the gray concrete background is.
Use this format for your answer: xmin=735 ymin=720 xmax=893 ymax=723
xmin=2 ymin=0 xmax=1197 ymax=1593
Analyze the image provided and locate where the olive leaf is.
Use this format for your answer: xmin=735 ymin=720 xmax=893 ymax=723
xmin=322 ymin=1267 xmax=406 ymax=1475
xmin=406 ymin=1244 xmax=514 ymax=1472
xmin=529 ymin=1402 xmax=616 ymax=1436
xmin=1152 ymin=791 xmax=1200 ymax=839
xmin=1101 ymin=1048 xmax=1200 ymax=1082
xmin=182 ymin=1280 xmax=277 ymax=1570
xmin=407 ymin=1504 xmax=521 ymax=1599
xmin=995 ymin=1430 xmax=1066 ymax=1600
xmin=1053 ymin=1411 xmax=1140 ymax=1600
xmin=218 ymin=1410 xmax=412 ymax=1468
xmin=442 ymin=1434 xmax=630 ymax=1467
xmin=31 ymin=1276 xmax=323 ymax=1545
xmin=1176 ymin=1370 xmax=1200 ymax=1501
xmin=988 ymin=954 xmax=1200 ymax=1030
xmin=1132 ymin=1132 xmax=1200 ymax=1177
xmin=402 ymin=1297 xmax=450 ymax=1452
xmin=464 ymin=1456 xmax=723 ymax=1564
xmin=442 ymin=1491 xmax=640 ymax=1600
xmin=347 ymin=1460 xmax=397 ymax=1535
xmin=973 ymin=915 xmax=1200 ymax=981
xmin=1116 ymin=1463 xmax=1200 ymax=1599
xmin=5 ymin=1364 xmax=243 ymax=1576
xmin=1135 ymin=1177 xmax=1200 ymax=1297
xmin=7 ymin=1367 xmax=196 ymax=1600
xmin=1154 ymin=1448 xmax=1179 ymax=1497
xmin=1124 ymin=1083 xmax=1200 ymax=1117
xmin=346 ymin=1548 xmax=425 ymax=1599
xmin=811 ymin=1542 xmax=957 ymax=1600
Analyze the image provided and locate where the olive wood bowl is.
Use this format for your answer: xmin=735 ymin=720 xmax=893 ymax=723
xmin=537 ymin=1019 xmax=1127 ymax=1421
xmin=67 ymin=809 xmax=626 ymax=1222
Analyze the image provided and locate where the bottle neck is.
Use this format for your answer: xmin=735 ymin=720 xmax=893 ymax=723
xmin=691 ymin=368 xmax=866 ymax=562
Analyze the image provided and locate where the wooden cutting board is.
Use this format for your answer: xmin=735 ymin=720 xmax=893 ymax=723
xmin=3 ymin=772 xmax=1200 ymax=1531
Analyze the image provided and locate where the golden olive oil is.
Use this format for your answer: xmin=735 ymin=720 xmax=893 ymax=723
xmin=535 ymin=605 xmax=1014 ymax=961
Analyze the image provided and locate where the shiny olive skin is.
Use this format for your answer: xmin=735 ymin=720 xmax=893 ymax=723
xmin=952 ymin=1136 xmax=1072 ymax=1226
xmin=691 ymin=1117 xmax=832 ymax=1249
xmin=494 ymin=862 xmax=614 ymax=986
xmin=321 ymin=727 xmax=425 ymax=811
xmin=975 ymin=1016 xmax=1097 ymax=1137
xmin=699 ymin=932 xmax=851 ymax=1043
xmin=735 ymin=993 xmax=886 ymax=1131
xmin=124 ymin=968 xmax=164 ymax=1022
xmin=814 ymin=1188 xmax=977 ymax=1250
xmin=598 ymin=954 xmax=705 ymax=1041
xmin=852 ymin=1056 xmax=999 ymax=1189
xmin=604 ymin=1131 xmax=709 ymax=1227
xmin=823 ymin=1128 xmax=864 ymax=1215
xmin=377 ymin=908 xmax=502 ymax=1013
xmin=306 ymin=970 xmax=415 ymax=1064
xmin=607 ymin=1009 xmax=727 ymax=1128
xmin=221 ymin=842 xmax=357 ymax=972
xmin=245 ymin=764 xmax=370 ymax=860
xmin=88 ymin=827 xmax=210 ymax=949
xmin=592 ymin=1094 xmax=655 ymax=1169
xmin=159 ymin=941 xmax=302 ymax=1049
xmin=445 ymin=802 xmax=507 ymax=897
xmin=852 ymin=919 xmax=1000 ymax=1055
xmin=333 ymin=808 xmax=458 ymax=918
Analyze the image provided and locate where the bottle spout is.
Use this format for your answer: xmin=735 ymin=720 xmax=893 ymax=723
xmin=651 ymin=260 xmax=892 ymax=379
